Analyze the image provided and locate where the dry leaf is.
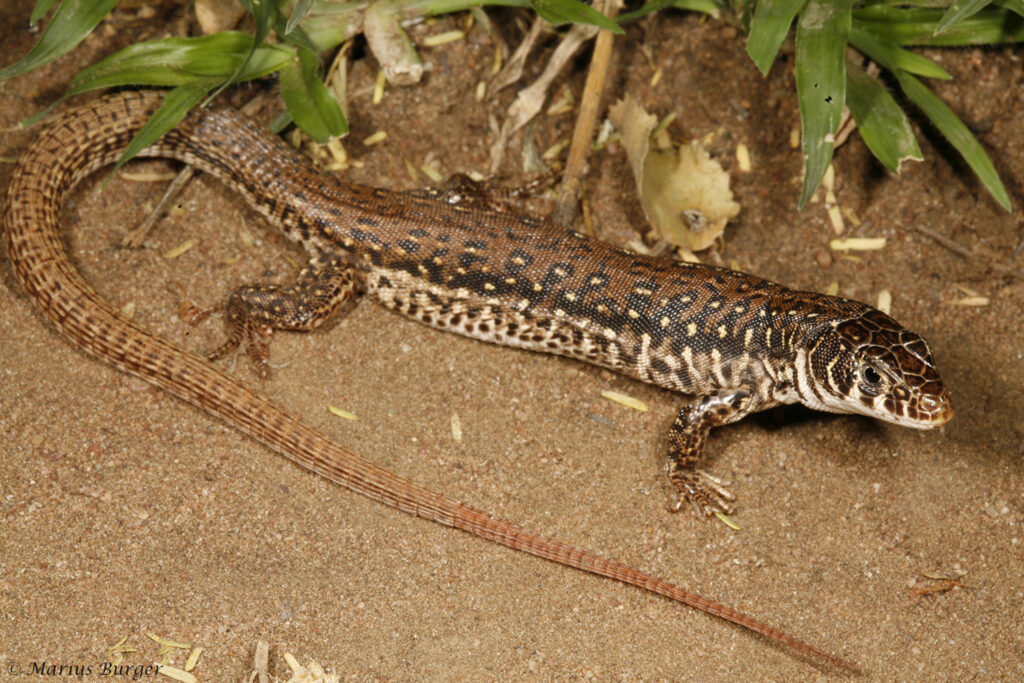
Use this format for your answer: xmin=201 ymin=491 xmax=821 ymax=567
xmin=195 ymin=0 xmax=245 ymax=35
xmin=609 ymin=96 xmax=739 ymax=251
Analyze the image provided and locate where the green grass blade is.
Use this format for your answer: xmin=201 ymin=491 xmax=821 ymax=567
xmin=239 ymin=0 xmax=275 ymax=47
xmin=668 ymin=0 xmax=722 ymax=14
xmin=853 ymin=6 xmax=1024 ymax=45
xmin=895 ymin=70 xmax=1011 ymax=211
xmin=280 ymin=47 xmax=348 ymax=143
xmin=269 ymin=109 xmax=294 ymax=135
xmin=530 ymin=0 xmax=624 ymax=33
xmin=20 ymin=33 xmax=293 ymax=127
xmin=935 ymin=0 xmax=991 ymax=35
xmin=30 ymin=0 xmax=60 ymax=24
xmin=206 ymin=0 xmax=279 ymax=104
xmin=618 ymin=0 xmax=720 ymax=24
xmin=618 ymin=0 xmax=675 ymax=23
xmin=286 ymin=0 xmax=316 ymax=34
xmin=746 ymin=0 xmax=808 ymax=75
xmin=69 ymin=33 xmax=253 ymax=89
xmin=0 ymin=0 xmax=119 ymax=81
xmin=849 ymin=25 xmax=951 ymax=79
xmin=795 ymin=0 xmax=852 ymax=207
xmin=111 ymin=80 xmax=219 ymax=176
xmin=1002 ymin=0 xmax=1024 ymax=18
xmin=66 ymin=33 xmax=292 ymax=92
xmin=845 ymin=61 xmax=922 ymax=173
xmin=276 ymin=11 xmax=319 ymax=54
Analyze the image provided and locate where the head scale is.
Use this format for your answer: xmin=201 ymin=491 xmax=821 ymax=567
xmin=799 ymin=308 xmax=952 ymax=428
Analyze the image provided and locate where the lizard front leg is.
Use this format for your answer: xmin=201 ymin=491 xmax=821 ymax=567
xmin=667 ymin=389 xmax=757 ymax=517
xmin=209 ymin=251 xmax=362 ymax=377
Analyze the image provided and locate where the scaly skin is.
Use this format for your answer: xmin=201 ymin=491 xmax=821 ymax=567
xmin=5 ymin=91 xmax=952 ymax=668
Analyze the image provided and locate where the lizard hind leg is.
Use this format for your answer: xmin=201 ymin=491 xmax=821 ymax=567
xmin=208 ymin=252 xmax=363 ymax=378
xmin=666 ymin=389 xmax=754 ymax=517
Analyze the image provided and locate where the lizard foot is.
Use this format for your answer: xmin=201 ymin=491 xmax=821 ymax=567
xmin=207 ymin=297 xmax=273 ymax=379
xmin=668 ymin=467 xmax=736 ymax=517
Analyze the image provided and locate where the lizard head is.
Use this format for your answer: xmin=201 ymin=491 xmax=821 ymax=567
xmin=800 ymin=307 xmax=953 ymax=428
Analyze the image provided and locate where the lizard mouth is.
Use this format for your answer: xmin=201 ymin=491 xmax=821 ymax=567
xmin=900 ymin=388 xmax=953 ymax=429
xmin=918 ymin=389 xmax=954 ymax=426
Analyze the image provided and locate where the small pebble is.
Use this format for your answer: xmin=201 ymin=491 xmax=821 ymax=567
xmin=816 ymin=249 xmax=832 ymax=268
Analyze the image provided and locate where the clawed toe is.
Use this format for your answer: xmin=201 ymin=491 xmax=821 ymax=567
xmin=669 ymin=468 xmax=736 ymax=517
xmin=207 ymin=312 xmax=273 ymax=379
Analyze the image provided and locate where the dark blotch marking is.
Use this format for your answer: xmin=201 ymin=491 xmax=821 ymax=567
xmin=458 ymin=252 xmax=488 ymax=269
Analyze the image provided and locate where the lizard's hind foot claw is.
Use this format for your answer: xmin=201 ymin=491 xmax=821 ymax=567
xmin=207 ymin=296 xmax=272 ymax=379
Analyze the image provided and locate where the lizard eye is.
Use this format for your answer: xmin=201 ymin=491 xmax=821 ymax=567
xmin=859 ymin=365 xmax=884 ymax=395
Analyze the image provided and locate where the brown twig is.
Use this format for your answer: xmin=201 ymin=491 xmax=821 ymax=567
xmin=122 ymin=93 xmax=270 ymax=248
xmin=913 ymin=224 xmax=1022 ymax=280
xmin=121 ymin=165 xmax=196 ymax=247
xmin=551 ymin=0 xmax=619 ymax=229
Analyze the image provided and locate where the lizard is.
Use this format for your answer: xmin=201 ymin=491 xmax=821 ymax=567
xmin=3 ymin=90 xmax=954 ymax=669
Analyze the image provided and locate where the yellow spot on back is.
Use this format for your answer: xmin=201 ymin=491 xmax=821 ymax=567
xmin=687 ymin=322 xmax=697 ymax=336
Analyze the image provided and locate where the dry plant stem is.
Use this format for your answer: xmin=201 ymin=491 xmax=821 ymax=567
xmin=122 ymin=166 xmax=195 ymax=247
xmin=552 ymin=1 xmax=619 ymax=229
xmin=123 ymin=93 xmax=270 ymax=248
xmin=913 ymin=224 xmax=1023 ymax=280
xmin=489 ymin=16 xmax=545 ymax=95
xmin=246 ymin=640 xmax=269 ymax=683
xmin=489 ymin=23 xmax=598 ymax=174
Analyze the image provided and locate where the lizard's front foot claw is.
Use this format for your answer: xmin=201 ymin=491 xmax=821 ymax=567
xmin=668 ymin=467 xmax=736 ymax=517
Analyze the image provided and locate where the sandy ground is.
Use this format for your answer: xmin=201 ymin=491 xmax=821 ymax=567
xmin=1 ymin=4 xmax=1022 ymax=681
